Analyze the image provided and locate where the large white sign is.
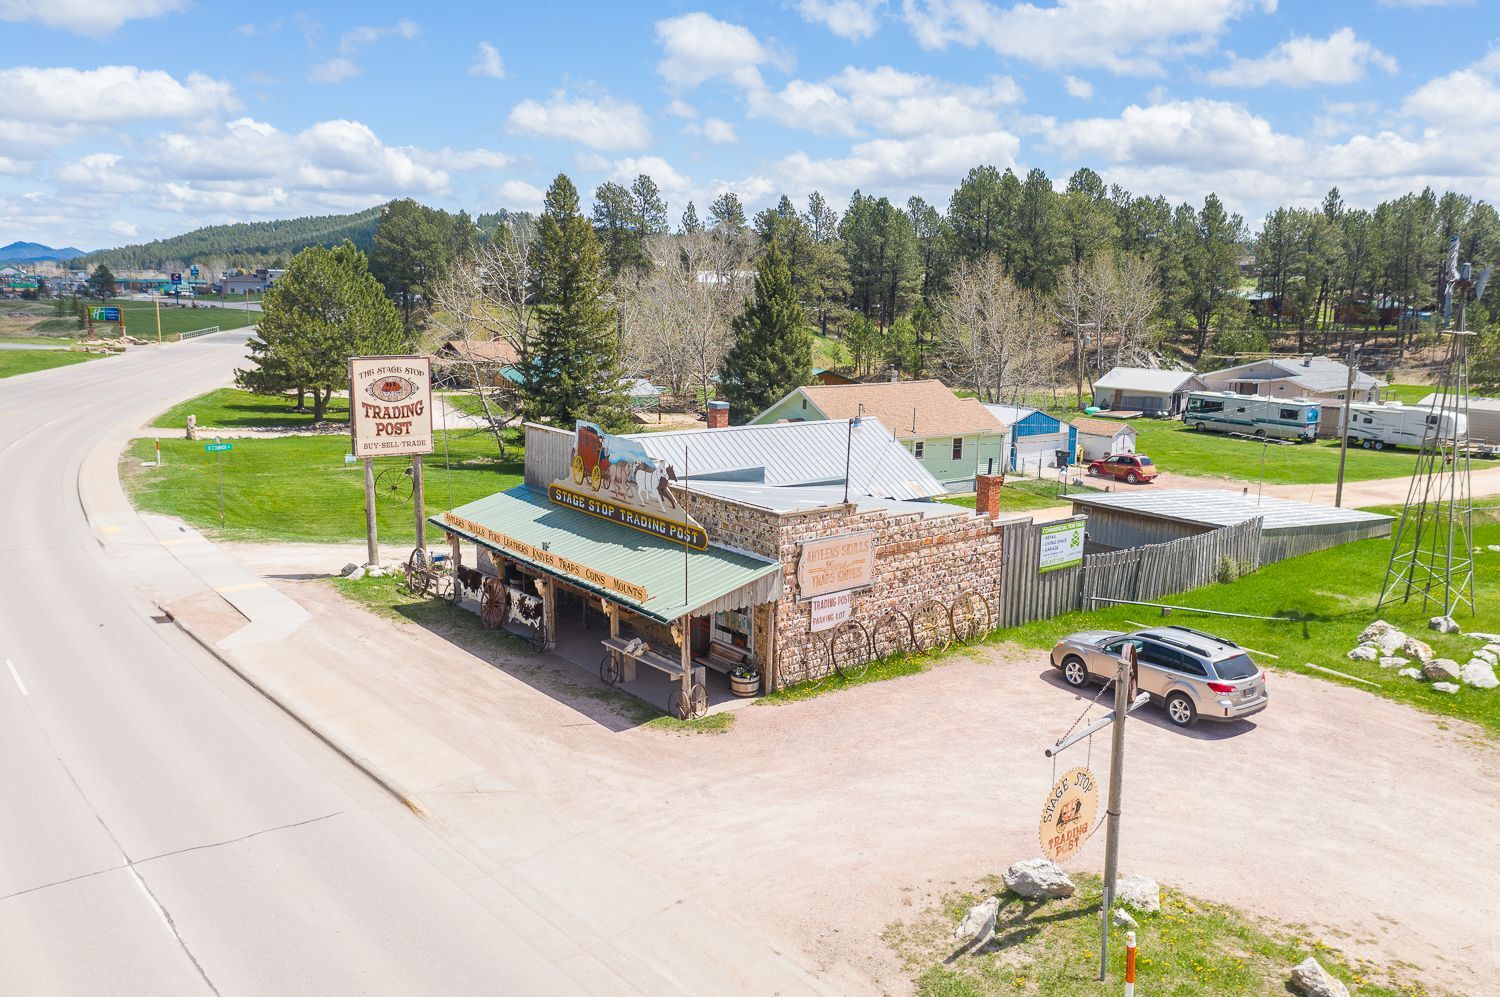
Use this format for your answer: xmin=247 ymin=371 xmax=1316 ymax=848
xmin=1038 ymin=518 xmax=1085 ymax=573
xmin=349 ymin=355 xmax=434 ymax=458
xmin=797 ymin=531 xmax=875 ymax=600
xmin=808 ymin=590 xmax=853 ymax=633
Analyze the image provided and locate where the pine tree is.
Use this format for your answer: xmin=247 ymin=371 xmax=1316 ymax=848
xmin=720 ymin=243 xmax=812 ymax=421
xmin=526 ymin=174 xmax=630 ymax=430
xmin=680 ymin=202 xmax=703 ymax=234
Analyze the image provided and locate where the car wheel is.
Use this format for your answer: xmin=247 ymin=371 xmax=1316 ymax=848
xmin=1361 ymin=439 xmax=1372 ymax=449
xmin=1191 ymin=422 xmax=1204 ymax=431
xmin=1165 ymin=693 xmax=1197 ymax=728
xmin=1126 ymin=472 xmax=1139 ymax=484
xmin=1087 ymin=465 xmax=1100 ymax=477
xmin=1255 ymin=429 xmax=1267 ymax=439
xmin=1061 ymin=657 xmax=1088 ymax=688
xmin=1374 ymin=440 xmax=1385 ymax=451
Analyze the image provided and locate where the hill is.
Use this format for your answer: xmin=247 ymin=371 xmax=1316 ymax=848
xmin=76 ymin=205 xmax=388 ymax=271
xmin=0 ymin=242 xmax=86 ymax=263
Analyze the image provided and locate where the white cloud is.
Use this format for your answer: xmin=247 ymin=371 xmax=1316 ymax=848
xmin=0 ymin=0 xmax=187 ymax=37
xmin=0 ymin=66 xmax=236 ymax=122
xmin=0 ymin=156 xmax=30 ymax=176
xmin=1206 ymin=28 xmax=1397 ymax=87
xmin=654 ymin=12 xmax=785 ymax=89
xmin=54 ymin=152 xmax=146 ymax=192
xmin=1403 ymin=66 xmax=1500 ymax=127
xmin=308 ymin=58 xmax=360 ymax=84
xmin=109 ymin=220 xmax=139 ymax=238
xmin=686 ymin=117 xmax=738 ymax=144
xmin=1046 ymin=98 xmax=1304 ymax=172
xmin=340 ymin=19 xmax=420 ymax=54
xmin=0 ymin=120 xmax=84 ymax=159
xmin=798 ymin=0 xmax=886 ymax=41
xmin=610 ymin=156 xmax=694 ymax=202
xmin=507 ymin=91 xmax=651 ymax=150
xmin=470 ymin=41 xmax=506 ymax=78
xmin=748 ymin=65 xmax=1022 ymax=138
xmin=666 ymin=99 xmax=698 ymax=119
xmin=901 ymin=0 xmax=1268 ymax=75
xmin=1063 ymin=75 xmax=1093 ymax=99
xmin=496 ymin=180 xmax=545 ymax=211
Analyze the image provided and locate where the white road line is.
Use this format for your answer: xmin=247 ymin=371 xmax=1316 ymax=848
xmin=6 ymin=658 xmax=27 ymax=697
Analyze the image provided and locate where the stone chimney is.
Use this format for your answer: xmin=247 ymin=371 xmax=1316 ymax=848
xmin=975 ymin=473 xmax=1004 ymax=519
xmin=707 ymin=399 xmax=730 ymax=429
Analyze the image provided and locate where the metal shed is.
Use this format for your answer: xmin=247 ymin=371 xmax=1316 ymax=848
xmin=984 ymin=404 xmax=1076 ymax=471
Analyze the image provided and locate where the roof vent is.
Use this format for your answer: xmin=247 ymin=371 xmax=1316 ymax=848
xmin=1302 ymin=355 xmax=1313 ymax=367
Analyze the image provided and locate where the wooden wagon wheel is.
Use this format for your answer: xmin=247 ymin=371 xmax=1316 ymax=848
xmin=571 ymin=453 xmax=585 ymax=484
xmin=667 ymin=682 xmax=709 ymax=720
xmin=528 ymin=621 xmax=549 ymax=652
xmin=599 ymin=653 xmax=621 ymax=686
xmin=912 ymin=599 xmax=951 ymax=653
xmin=871 ymin=609 xmax=913 ymax=661
xmin=403 ymin=547 xmax=430 ymax=595
xmin=830 ymin=620 xmax=872 ymax=680
xmin=433 ymin=570 xmax=458 ymax=605
xmin=480 ymin=579 xmax=506 ymax=629
xmin=949 ymin=591 xmax=991 ymax=645
xmin=376 ymin=465 xmax=414 ymax=504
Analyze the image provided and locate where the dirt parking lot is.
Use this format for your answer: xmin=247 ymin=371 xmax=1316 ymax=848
xmin=280 ymin=578 xmax=1500 ymax=994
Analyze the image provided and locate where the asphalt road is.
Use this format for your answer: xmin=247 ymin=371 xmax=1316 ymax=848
xmin=0 ymin=335 xmax=577 ymax=995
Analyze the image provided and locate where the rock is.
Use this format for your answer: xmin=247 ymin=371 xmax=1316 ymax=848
xmin=1115 ymin=874 xmax=1160 ymax=913
xmin=366 ymin=565 xmax=385 ymax=578
xmin=1432 ymin=682 xmax=1460 ymax=694
xmin=1290 ymin=956 xmax=1350 ymax=997
xmin=1398 ymin=668 xmax=1423 ymax=679
xmin=345 ymin=566 xmax=365 ymax=581
xmin=1401 ymin=636 xmax=1435 ymax=663
xmin=1358 ymin=619 xmax=1400 ymax=643
xmin=1429 ymin=615 xmax=1461 ymax=634
xmin=1374 ymin=630 xmax=1408 ymax=654
xmin=1487 ymin=545 xmax=1500 ymax=553
xmin=339 ymin=562 xmax=360 ymax=577
xmin=1346 ymin=644 xmax=1379 ymax=662
xmin=1423 ymin=658 xmax=1461 ymax=682
xmin=1484 ymin=643 xmax=1500 ymax=657
xmin=952 ymin=896 xmax=998 ymax=944
xmin=1473 ymin=649 xmax=1498 ymax=666
xmin=1377 ymin=656 xmax=1409 ymax=670
xmin=1111 ymin=907 xmax=1138 ymax=929
xmin=1460 ymin=660 xmax=1499 ymax=689
xmin=1002 ymin=859 xmax=1076 ymax=900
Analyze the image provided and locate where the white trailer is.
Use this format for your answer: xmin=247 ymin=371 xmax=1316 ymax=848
xmin=1345 ymin=401 xmax=1467 ymax=451
xmin=1183 ymin=390 xmax=1321 ymax=441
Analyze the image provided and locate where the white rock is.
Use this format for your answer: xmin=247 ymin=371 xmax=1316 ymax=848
xmin=1401 ymin=636 xmax=1435 ymax=663
xmin=1290 ymin=956 xmax=1350 ymax=997
xmin=1346 ymin=644 xmax=1379 ymax=662
xmin=1115 ymin=874 xmax=1160 ymax=913
xmin=1398 ymin=668 xmax=1423 ymax=680
xmin=345 ymin=566 xmax=365 ymax=581
xmin=366 ymin=565 xmax=386 ymax=578
xmin=1111 ymin=907 xmax=1138 ymax=929
xmin=339 ymin=562 xmax=360 ymax=577
xmin=952 ymin=896 xmax=999 ymax=944
xmin=1358 ymin=619 xmax=1400 ymax=643
xmin=1460 ymin=660 xmax=1499 ymax=689
xmin=1484 ymin=643 xmax=1500 ymax=657
xmin=1487 ymin=545 xmax=1500 ymax=553
xmin=1429 ymin=615 xmax=1461 ymax=634
xmin=1423 ymin=658 xmax=1461 ymax=682
xmin=1377 ymin=656 xmax=1409 ymax=670
xmin=1432 ymin=682 xmax=1460 ymax=694
xmin=1473 ymin=649 xmax=1498 ymax=666
xmin=1002 ymin=859 xmax=1076 ymax=900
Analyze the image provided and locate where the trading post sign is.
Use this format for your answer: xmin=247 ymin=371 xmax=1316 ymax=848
xmin=349 ymin=355 xmax=434 ymax=458
xmin=1038 ymin=766 xmax=1098 ymax=863
xmin=549 ymin=420 xmax=707 ymax=549
xmin=796 ymin=532 xmax=875 ymax=601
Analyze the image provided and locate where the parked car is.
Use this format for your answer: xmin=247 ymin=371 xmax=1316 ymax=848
xmin=1049 ymin=625 xmax=1268 ymax=727
xmin=1086 ymin=453 xmax=1158 ymax=484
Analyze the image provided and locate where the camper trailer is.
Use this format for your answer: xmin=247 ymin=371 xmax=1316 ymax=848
xmin=1345 ymin=401 xmax=1466 ymax=451
xmin=1183 ymin=390 xmax=1321 ymax=441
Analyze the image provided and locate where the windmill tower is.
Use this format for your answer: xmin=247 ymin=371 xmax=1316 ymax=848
xmin=1377 ymin=239 xmax=1490 ymax=616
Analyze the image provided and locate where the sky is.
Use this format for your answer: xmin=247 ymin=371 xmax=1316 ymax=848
xmin=1 ymin=0 xmax=1498 ymax=250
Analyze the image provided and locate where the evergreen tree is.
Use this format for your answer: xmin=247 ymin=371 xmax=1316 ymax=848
xmin=720 ymin=243 xmax=812 ymax=421
xmin=680 ymin=202 xmax=703 ymax=234
xmin=527 ymin=174 xmax=630 ymax=429
xmin=708 ymin=191 xmax=746 ymax=231
xmin=87 ymin=264 xmax=116 ymax=299
xmin=369 ymin=198 xmax=477 ymax=326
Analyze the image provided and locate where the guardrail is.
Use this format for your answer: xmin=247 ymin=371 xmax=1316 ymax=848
xmin=178 ymin=325 xmax=221 ymax=340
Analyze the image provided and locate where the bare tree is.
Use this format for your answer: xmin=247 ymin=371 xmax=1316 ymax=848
xmin=1056 ymin=251 xmax=1162 ymax=403
xmin=937 ymin=254 xmax=1053 ymax=404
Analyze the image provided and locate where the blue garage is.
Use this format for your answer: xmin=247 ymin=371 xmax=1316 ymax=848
xmin=984 ymin=405 xmax=1077 ymax=472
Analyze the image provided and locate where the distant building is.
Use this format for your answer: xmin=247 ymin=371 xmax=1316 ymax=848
xmin=983 ymin=404 xmax=1076 ymax=471
xmin=811 ymin=368 xmax=856 ymax=386
xmin=1420 ymin=392 xmax=1500 ymax=446
xmin=1201 ymin=355 xmax=1380 ymax=403
xmin=220 ymin=268 xmax=283 ymax=295
xmin=1092 ymin=368 xmax=1208 ymax=416
xmin=1070 ymin=416 xmax=1138 ymax=462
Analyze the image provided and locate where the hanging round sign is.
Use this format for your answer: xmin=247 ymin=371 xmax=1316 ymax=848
xmin=1038 ymin=766 xmax=1099 ymax=863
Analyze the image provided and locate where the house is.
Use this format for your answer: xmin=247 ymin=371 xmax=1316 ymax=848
xmin=219 ymin=268 xmax=283 ymax=295
xmin=1201 ymin=355 xmax=1380 ymax=403
xmin=433 ymin=339 xmax=521 ymax=387
xmin=1070 ymin=416 xmax=1138 ymax=461
xmin=811 ymin=367 xmax=856 ymax=386
xmin=1092 ymin=368 xmax=1208 ymax=416
xmin=751 ymin=379 xmax=1009 ymax=491
xmin=984 ymin=404 xmax=1076 ymax=471
xmin=1420 ymin=393 xmax=1500 ymax=446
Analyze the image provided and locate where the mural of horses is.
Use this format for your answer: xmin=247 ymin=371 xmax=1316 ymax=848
xmin=634 ymin=460 xmax=679 ymax=511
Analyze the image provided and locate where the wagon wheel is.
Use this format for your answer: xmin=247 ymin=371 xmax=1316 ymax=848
xmin=912 ymin=599 xmax=951 ymax=653
xmin=480 ymin=580 xmax=506 ymax=629
xmin=600 ymin=653 xmax=622 ymax=686
xmin=571 ymin=453 xmax=585 ymax=484
xmin=871 ymin=609 xmax=914 ymax=661
xmin=377 ymin=465 xmax=414 ymax=503
xmin=830 ymin=620 xmax=872 ymax=680
xmin=528 ymin=622 xmax=549 ymax=652
xmin=949 ymin=591 xmax=991 ymax=646
xmin=434 ymin=571 xmax=458 ymax=605
xmin=667 ymin=682 xmax=708 ymax=720
xmin=403 ymin=547 xmax=430 ymax=595
xmin=589 ymin=463 xmax=603 ymax=492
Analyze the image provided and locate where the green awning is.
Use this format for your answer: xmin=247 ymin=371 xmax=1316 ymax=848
xmin=431 ymin=486 xmax=782 ymax=623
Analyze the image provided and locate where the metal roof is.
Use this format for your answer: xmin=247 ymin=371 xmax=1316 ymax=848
xmin=432 ymin=487 xmax=782 ymax=623
xmin=626 ymin=417 xmax=946 ymax=501
xmin=1420 ymin=393 xmax=1500 ymax=412
xmin=1067 ymin=489 xmax=1392 ymax=532
xmin=1093 ymin=367 xmax=1204 ymax=394
xmin=1209 ymin=356 xmax=1378 ymax=393
xmin=983 ymin=403 xmax=1031 ymax=426
xmin=684 ymin=479 xmax=970 ymax=518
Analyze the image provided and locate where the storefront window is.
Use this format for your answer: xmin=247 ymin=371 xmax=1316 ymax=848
xmin=714 ymin=609 xmax=752 ymax=649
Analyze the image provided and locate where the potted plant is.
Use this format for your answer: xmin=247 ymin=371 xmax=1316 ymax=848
xmin=728 ymin=663 xmax=761 ymax=697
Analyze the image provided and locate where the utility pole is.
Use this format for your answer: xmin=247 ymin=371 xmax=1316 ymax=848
xmin=363 ymin=456 xmax=379 ymax=568
xmin=411 ymin=455 xmax=425 ymax=554
xmin=1098 ymin=641 xmax=1134 ymax=982
xmin=1333 ymin=344 xmax=1359 ymax=508
xmin=155 ymin=297 xmax=162 ymax=345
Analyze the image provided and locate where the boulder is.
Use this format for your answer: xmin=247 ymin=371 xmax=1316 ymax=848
xmin=1473 ymin=648 xmax=1498 ymax=666
xmin=339 ymin=562 xmax=360 ymax=577
xmin=1115 ymin=874 xmax=1160 ymax=913
xmin=345 ymin=566 xmax=365 ymax=581
xmin=1401 ymin=636 xmax=1435 ymax=663
xmin=1377 ymin=656 xmax=1409 ymax=670
xmin=1484 ymin=643 xmax=1500 ymax=657
xmin=1358 ymin=619 xmax=1400 ymax=644
xmin=1460 ymin=660 xmax=1499 ymax=689
xmin=1398 ymin=668 xmax=1423 ymax=680
xmin=366 ymin=565 xmax=386 ymax=578
xmin=1346 ymin=644 xmax=1379 ymax=662
xmin=1002 ymin=859 xmax=1076 ymax=900
xmin=1433 ymin=682 xmax=1460 ymax=694
xmin=1289 ymin=956 xmax=1349 ymax=997
xmin=1423 ymin=658 xmax=1461 ymax=682
xmin=952 ymin=896 xmax=999 ymax=944
xmin=1111 ymin=907 xmax=1138 ymax=929
xmin=1429 ymin=615 xmax=1461 ymax=634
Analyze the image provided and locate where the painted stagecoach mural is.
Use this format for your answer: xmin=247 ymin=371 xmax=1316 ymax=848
xmin=548 ymin=421 xmax=709 ymax=549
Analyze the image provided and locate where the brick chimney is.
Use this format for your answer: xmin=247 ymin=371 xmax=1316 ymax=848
xmin=975 ymin=473 xmax=1004 ymax=519
xmin=707 ymin=399 xmax=730 ymax=429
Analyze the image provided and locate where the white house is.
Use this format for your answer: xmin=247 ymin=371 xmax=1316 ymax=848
xmin=1071 ymin=416 xmax=1137 ymax=461
xmin=1201 ymin=355 xmax=1380 ymax=403
xmin=1092 ymin=368 xmax=1207 ymax=416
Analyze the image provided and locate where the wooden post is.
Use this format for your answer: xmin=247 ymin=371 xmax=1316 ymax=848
xmin=412 ymin=454 xmax=426 ymax=553
xmin=540 ymin=578 xmax=557 ymax=650
xmin=765 ymin=602 xmax=778 ymax=695
xmin=679 ymin=615 xmax=692 ymax=703
xmin=1098 ymin=641 xmax=1134 ymax=981
xmin=363 ymin=456 xmax=379 ymax=568
xmin=448 ymin=530 xmax=461 ymax=567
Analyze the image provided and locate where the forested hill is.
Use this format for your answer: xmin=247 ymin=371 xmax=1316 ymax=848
xmin=77 ymin=204 xmax=388 ymax=270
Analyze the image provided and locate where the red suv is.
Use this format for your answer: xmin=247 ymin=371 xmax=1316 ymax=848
xmin=1087 ymin=453 xmax=1158 ymax=484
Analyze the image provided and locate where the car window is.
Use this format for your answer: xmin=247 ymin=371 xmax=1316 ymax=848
xmin=1137 ymin=457 xmax=1154 ymax=465
xmin=1213 ymin=653 xmax=1258 ymax=680
xmin=1140 ymin=642 xmax=1206 ymax=676
xmin=1102 ymin=638 xmax=1140 ymax=655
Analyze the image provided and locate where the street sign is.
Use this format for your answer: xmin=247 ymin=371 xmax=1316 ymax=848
xmin=171 ymin=272 xmax=182 ymax=285
xmin=343 ymin=453 xmax=357 ymax=464
xmin=204 ymin=442 xmax=233 ymax=452
xmin=189 ymin=265 xmax=199 ymax=278
xmin=89 ymin=306 xmax=121 ymax=322
xmin=1039 ymin=766 xmax=1098 ymax=863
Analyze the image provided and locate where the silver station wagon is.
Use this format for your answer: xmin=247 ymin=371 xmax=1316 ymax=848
xmin=1049 ymin=625 xmax=1268 ymax=727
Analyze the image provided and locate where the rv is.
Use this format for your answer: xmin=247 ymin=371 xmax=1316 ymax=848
xmin=1344 ymin=401 xmax=1466 ymax=451
xmin=1183 ymin=391 xmax=1320 ymax=441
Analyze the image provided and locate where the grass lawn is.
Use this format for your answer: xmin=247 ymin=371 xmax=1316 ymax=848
xmin=940 ymin=477 xmax=1083 ymax=515
xmin=98 ymin=299 xmax=258 ymax=340
xmin=0 ymin=348 xmax=103 ymax=379
xmin=1128 ymin=419 xmax=1418 ymax=485
xmin=0 ymin=334 xmax=79 ymax=345
xmin=1379 ymin=383 xmax=1434 ymax=404
xmin=122 ymin=429 xmax=520 ymax=545
xmin=888 ymin=873 xmax=1417 ymax=995
xmin=152 ymin=387 xmax=349 ymax=429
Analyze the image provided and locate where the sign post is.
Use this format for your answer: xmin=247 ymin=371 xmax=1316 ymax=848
xmin=349 ymin=356 xmax=435 ymax=567
xmin=204 ymin=439 xmax=234 ymax=524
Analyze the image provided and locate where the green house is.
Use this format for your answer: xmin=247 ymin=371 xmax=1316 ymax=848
xmin=750 ymin=379 xmax=1009 ymax=491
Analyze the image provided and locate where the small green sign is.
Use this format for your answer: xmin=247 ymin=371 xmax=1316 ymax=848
xmin=204 ymin=442 xmax=234 ymax=452
xmin=1038 ymin=518 xmax=1085 ymax=573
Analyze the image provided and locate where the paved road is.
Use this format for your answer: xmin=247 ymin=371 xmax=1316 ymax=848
xmin=0 ymin=337 xmax=577 ymax=995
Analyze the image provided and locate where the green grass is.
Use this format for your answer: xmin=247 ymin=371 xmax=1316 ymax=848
xmin=888 ymin=874 xmax=1419 ymax=995
xmin=0 ymin=333 xmax=79 ymax=345
xmin=811 ymin=332 xmax=848 ymax=371
xmin=0 ymin=348 xmax=104 ymax=379
xmin=151 ymin=388 xmax=349 ymax=429
xmin=760 ymin=651 xmax=932 ymax=704
xmin=1127 ymin=419 xmax=1417 ymax=485
xmin=940 ymin=477 xmax=1085 ymax=515
xmin=1379 ymin=383 xmax=1434 ymax=405
xmin=29 ymin=318 xmax=84 ymax=334
xmin=96 ymin=299 xmax=258 ymax=339
xmin=122 ymin=429 xmax=520 ymax=544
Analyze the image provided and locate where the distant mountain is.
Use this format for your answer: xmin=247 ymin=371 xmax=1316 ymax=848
xmin=0 ymin=241 xmax=86 ymax=263
xmin=75 ymin=205 xmax=388 ymax=271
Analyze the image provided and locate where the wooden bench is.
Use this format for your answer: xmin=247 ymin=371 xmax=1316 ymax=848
xmin=601 ymin=636 xmax=705 ymax=687
xmin=696 ymin=641 xmax=750 ymax=676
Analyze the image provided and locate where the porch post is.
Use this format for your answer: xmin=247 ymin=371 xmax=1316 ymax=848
xmin=539 ymin=578 xmax=557 ymax=651
xmin=678 ymin=614 xmax=692 ymax=702
xmin=448 ymin=530 xmax=461 ymax=569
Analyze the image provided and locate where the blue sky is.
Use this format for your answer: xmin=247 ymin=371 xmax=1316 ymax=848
xmin=1 ymin=0 xmax=1497 ymax=250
